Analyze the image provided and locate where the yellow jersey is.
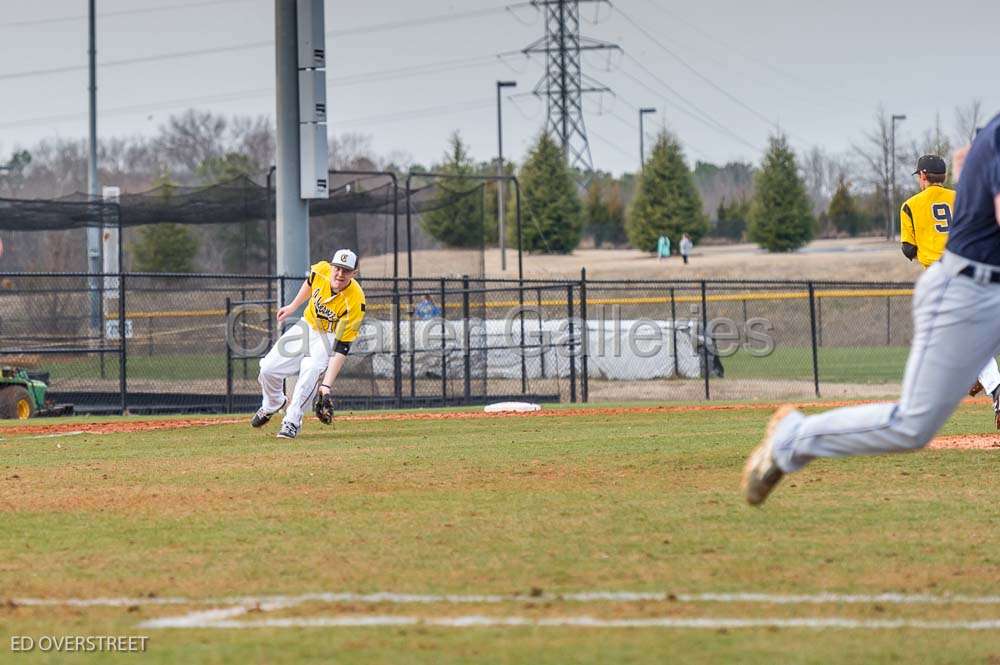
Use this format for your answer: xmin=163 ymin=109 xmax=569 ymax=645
xmin=899 ymin=184 xmax=955 ymax=268
xmin=301 ymin=261 xmax=366 ymax=342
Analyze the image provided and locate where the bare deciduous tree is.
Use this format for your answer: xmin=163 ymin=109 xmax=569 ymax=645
xmin=853 ymin=107 xmax=906 ymax=239
xmin=955 ymin=99 xmax=984 ymax=145
xmin=329 ymin=132 xmax=378 ymax=170
xmin=231 ymin=115 xmax=275 ymax=172
xmin=154 ymin=109 xmax=228 ymax=174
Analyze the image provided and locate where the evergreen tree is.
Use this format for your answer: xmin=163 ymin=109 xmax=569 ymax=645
xmin=626 ymin=131 xmax=708 ymax=252
xmin=748 ymin=135 xmax=815 ymax=252
xmin=585 ymin=179 xmax=626 ymax=248
xmin=132 ymin=173 xmax=199 ymax=272
xmin=827 ymin=177 xmax=865 ymax=237
xmin=518 ymin=133 xmax=583 ymax=253
xmin=421 ymin=132 xmax=483 ymax=248
xmin=713 ymin=197 xmax=750 ymax=241
xmin=481 ymin=158 xmax=515 ymax=247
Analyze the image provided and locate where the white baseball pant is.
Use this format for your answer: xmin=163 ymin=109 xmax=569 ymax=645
xmin=258 ymin=319 xmax=334 ymax=428
xmin=772 ymin=251 xmax=1000 ymax=472
xmin=978 ymin=357 xmax=1000 ymax=395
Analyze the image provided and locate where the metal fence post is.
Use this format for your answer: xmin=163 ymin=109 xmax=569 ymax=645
xmin=700 ymin=281 xmax=709 ymax=400
xmin=580 ymin=268 xmax=589 ymax=403
xmin=670 ymin=287 xmax=678 ymax=379
xmin=240 ymin=287 xmax=248 ymax=380
xmin=225 ymin=296 xmax=233 ymax=413
xmin=118 ymin=272 xmax=127 ymax=415
xmin=440 ymin=277 xmax=447 ymax=402
xmin=567 ymin=283 xmax=577 ymax=403
xmin=809 ymin=282 xmax=820 ymax=398
xmin=537 ymin=287 xmax=545 ymax=379
xmin=519 ymin=281 xmax=527 ymax=395
xmin=392 ymin=279 xmax=402 ymax=407
xmin=462 ymin=275 xmax=471 ymax=402
xmin=817 ymin=296 xmax=823 ymax=347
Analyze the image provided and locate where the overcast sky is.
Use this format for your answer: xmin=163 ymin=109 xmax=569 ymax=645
xmin=2 ymin=0 xmax=998 ymax=177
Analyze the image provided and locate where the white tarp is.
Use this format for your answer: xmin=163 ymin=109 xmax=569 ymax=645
xmin=356 ymin=319 xmax=706 ymax=380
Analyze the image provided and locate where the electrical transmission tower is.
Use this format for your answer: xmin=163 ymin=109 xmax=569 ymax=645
xmin=522 ymin=0 xmax=620 ymax=175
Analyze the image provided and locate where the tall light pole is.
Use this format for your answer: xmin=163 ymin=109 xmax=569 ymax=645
xmin=496 ymin=80 xmax=517 ymax=271
xmin=889 ymin=113 xmax=906 ymax=239
xmin=87 ymin=0 xmax=101 ymax=330
xmin=639 ymin=107 xmax=656 ymax=171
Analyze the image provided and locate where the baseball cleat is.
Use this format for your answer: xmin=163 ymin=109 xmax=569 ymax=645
xmin=993 ymin=388 xmax=1000 ymax=431
xmin=276 ymin=421 xmax=299 ymax=439
xmin=250 ymin=398 xmax=287 ymax=428
xmin=969 ymin=381 xmax=984 ymax=397
xmin=741 ymin=405 xmax=796 ymax=506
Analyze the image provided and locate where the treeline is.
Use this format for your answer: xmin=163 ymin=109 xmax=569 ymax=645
xmin=0 ymin=100 xmax=990 ymax=271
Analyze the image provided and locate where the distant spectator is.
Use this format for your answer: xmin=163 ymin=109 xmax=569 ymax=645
xmin=680 ymin=233 xmax=693 ymax=265
xmin=657 ymin=235 xmax=671 ymax=261
xmin=414 ymin=294 xmax=441 ymax=320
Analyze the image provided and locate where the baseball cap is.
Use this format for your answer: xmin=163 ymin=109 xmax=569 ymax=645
xmin=330 ymin=249 xmax=358 ymax=270
xmin=913 ymin=154 xmax=947 ymax=175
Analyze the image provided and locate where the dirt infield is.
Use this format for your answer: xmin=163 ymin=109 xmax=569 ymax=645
xmin=928 ymin=434 xmax=1000 ymax=450
xmin=3 ymin=400 xmax=999 ymax=448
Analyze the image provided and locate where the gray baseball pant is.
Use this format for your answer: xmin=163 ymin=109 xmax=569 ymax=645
xmin=771 ymin=251 xmax=1000 ymax=472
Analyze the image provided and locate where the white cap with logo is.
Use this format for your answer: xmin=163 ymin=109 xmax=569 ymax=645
xmin=330 ymin=249 xmax=358 ymax=270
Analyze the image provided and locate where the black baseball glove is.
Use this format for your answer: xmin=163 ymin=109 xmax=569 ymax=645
xmin=313 ymin=391 xmax=334 ymax=425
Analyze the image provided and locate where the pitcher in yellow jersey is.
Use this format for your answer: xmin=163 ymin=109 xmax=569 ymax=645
xmin=900 ymin=155 xmax=1000 ymax=427
xmin=251 ymin=249 xmax=367 ymax=439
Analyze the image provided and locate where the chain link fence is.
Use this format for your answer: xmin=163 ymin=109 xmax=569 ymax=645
xmin=0 ymin=273 xmax=925 ymax=414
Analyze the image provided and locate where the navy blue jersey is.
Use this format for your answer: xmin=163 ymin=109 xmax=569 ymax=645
xmin=947 ymin=113 xmax=1000 ymax=265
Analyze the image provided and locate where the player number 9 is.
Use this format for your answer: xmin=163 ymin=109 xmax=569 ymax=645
xmin=932 ymin=203 xmax=951 ymax=233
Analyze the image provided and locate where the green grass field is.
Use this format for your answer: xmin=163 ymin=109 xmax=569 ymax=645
xmin=3 ymin=401 xmax=1000 ymax=663
xmin=724 ymin=346 xmax=911 ymax=384
xmin=44 ymin=345 xmax=917 ymax=387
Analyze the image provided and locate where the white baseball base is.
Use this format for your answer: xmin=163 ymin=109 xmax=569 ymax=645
xmin=483 ymin=402 xmax=541 ymax=414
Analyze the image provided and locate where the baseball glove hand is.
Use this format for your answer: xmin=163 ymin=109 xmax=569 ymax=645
xmin=313 ymin=391 xmax=334 ymax=425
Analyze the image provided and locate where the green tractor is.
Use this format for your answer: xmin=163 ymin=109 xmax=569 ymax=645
xmin=0 ymin=367 xmax=73 ymax=420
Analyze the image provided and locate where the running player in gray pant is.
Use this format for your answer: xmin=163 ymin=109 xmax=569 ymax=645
xmin=742 ymin=112 xmax=1000 ymax=506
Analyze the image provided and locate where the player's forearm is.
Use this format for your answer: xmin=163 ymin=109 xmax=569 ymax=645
xmin=320 ymin=351 xmax=348 ymax=390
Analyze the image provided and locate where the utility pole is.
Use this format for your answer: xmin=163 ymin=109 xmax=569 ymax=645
xmin=522 ymin=1 xmax=619 ymax=176
xmin=87 ymin=0 xmax=102 ymax=332
xmin=639 ymin=107 xmax=656 ymax=171
xmin=889 ymin=113 xmax=906 ymax=240
xmin=496 ymin=80 xmax=517 ymax=271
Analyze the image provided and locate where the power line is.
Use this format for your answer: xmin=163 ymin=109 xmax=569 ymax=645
xmin=587 ymin=128 xmax=635 ymax=162
xmin=0 ymin=53 xmax=528 ymax=129
xmin=613 ymin=5 xmax=779 ymax=132
xmin=337 ymin=98 xmax=497 ymax=128
xmin=0 ymin=41 xmax=270 ymax=82
xmin=615 ymin=55 xmax=763 ymax=153
xmin=522 ymin=0 xmax=621 ymax=175
xmin=327 ymin=3 xmax=534 ymax=39
xmin=0 ymin=3 xmax=534 ymax=82
xmin=635 ymin=0 xmax=868 ymax=107
xmin=600 ymin=104 xmax=711 ymax=162
xmin=0 ymin=0 xmax=253 ymax=29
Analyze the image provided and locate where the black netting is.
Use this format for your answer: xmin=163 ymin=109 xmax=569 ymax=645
xmin=0 ymin=172 xmax=516 ymax=278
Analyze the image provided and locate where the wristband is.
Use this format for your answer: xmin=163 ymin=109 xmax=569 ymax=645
xmin=320 ymin=384 xmax=331 ymax=389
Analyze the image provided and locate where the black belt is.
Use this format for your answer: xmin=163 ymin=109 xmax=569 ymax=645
xmin=958 ymin=265 xmax=1000 ymax=283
